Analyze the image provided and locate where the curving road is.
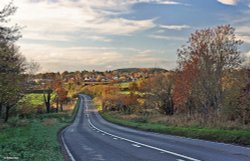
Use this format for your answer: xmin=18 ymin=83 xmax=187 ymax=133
xmin=60 ymin=94 xmax=250 ymax=161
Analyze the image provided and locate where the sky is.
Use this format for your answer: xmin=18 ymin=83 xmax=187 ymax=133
xmin=1 ymin=0 xmax=250 ymax=72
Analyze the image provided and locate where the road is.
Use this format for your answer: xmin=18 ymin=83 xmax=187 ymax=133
xmin=60 ymin=94 xmax=250 ymax=161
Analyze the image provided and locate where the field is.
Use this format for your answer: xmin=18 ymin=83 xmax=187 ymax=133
xmin=116 ymin=81 xmax=144 ymax=96
xmin=117 ymin=82 xmax=130 ymax=88
xmin=24 ymin=93 xmax=56 ymax=106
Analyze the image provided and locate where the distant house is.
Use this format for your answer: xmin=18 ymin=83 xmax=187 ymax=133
xmin=113 ymin=76 xmax=119 ymax=80
xmin=84 ymin=77 xmax=91 ymax=81
xmin=101 ymin=78 xmax=108 ymax=82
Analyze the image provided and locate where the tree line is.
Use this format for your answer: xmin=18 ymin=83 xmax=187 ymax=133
xmin=87 ymin=25 xmax=250 ymax=126
xmin=172 ymin=25 xmax=250 ymax=124
xmin=143 ymin=25 xmax=250 ymax=125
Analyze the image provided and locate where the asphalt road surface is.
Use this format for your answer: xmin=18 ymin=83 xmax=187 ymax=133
xmin=61 ymin=94 xmax=250 ymax=161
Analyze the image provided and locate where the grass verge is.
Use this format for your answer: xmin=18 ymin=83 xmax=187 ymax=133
xmin=100 ymin=112 xmax=250 ymax=147
xmin=0 ymin=100 xmax=79 ymax=161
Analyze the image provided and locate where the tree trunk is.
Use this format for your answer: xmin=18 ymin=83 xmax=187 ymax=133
xmin=60 ymin=102 xmax=63 ymax=112
xmin=0 ymin=102 xmax=2 ymax=119
xmin=164 ymin=96 xmax=174 ymax=115
xmin=43 ymin=92 xmax=48 ymax=113
xmin=4 ymin=105 xmax=10 ymax=123
xmin=46 ymin=102 xmax=50 ymax=113
xmin=43 ymin=91 xmax=51 ymax=113
xmin=56 ymin=97 xmax=59 ymax=113
xmin=242 ymin=107 xmax=246 ymax=125
xmin=47 ymin=92 xmax=51 ymax=113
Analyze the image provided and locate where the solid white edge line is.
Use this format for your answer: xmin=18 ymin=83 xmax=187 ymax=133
xmin=61 ymin=127 xmax=76 ymax=161
xmin=88 ymin=119 xmax=201 ymax=161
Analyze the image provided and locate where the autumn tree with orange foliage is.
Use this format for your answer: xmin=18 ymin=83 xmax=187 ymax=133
xmin=102 ymin=93 xmax=138 ymax=114
xmin=174 ymin=25 xmax=242 ymax=118
xmin=88 ymin=83 xmax=139 ymax=114
xmin=100 ymin=85 xmax=119 ymax=111
xmin=52 ymin=79 xmax=68 ymax=112
xmin=173 ymin=58 xmax=199 ymax=115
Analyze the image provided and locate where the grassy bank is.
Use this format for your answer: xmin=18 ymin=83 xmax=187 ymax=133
xmin=100 ymin=112 xmax=250 ymax=146
xmin=0 ymin=100 xmax=79 ymax=161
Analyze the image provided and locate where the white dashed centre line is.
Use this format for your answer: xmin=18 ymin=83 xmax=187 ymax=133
xmin=88 ymin=118 xmax=200 ymax=161
xmin=85 ymin=97 xmax=200 ymax=161
xmin=132 ymin=144 xmax=141 ymax=148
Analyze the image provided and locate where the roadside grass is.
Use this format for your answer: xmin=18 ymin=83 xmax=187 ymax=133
xmin=100 ymin=112 xmax=250 ymax=146
xmin=0 ymin=120 xmax=65 ymax=161
xmin=0 ymin=99 xmax=79 ymax=161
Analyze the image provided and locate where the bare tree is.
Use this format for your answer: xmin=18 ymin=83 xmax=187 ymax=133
xmin=26 ymin=60 xmax=40 ymax=79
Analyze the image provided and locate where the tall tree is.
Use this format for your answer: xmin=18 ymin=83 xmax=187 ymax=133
xmin=176 ymin=25 xmax=242 ymax=117
xmin=0 ymin=2 xmax=26 ymax=122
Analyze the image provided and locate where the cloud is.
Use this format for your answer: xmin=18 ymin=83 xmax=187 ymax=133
xmin=19 ymin=43 xmax=121 ymax=72
xmin=217 ymin=0 xmax=238 ymax=5
xmin=10 ymin=0 xmax=156 ymax=43
xmin=155 ymin=30 xmax=165 ymax=33
xmin=237 ymin=26 xmax=250 ymax=34
xmin=236 ymin=26 xmax=250 ymax=44
xmin=156 ymin=0 xmax=181 ymax=5
xmin=237 ymin=35 xmax=250 ymax=43
xmin=242 ymin=51 xmax=250 ymax=67
xmin=246 ymin=51 xmax=250 ymax=57
xmin=22 ymin=31 xmax=72 ymax=42
xmin=160 ymin=25 xmax=191 ymax=30
xmin=83 ymin=36 xmax=112 ymax=42
xmin=149 ymin=34 xmax=186 ymax=41
xmin=19 ymin=43 xmax=169 ymax=72
xmin=83 ymin=18 xmax=155 ymax=35
xmin=1 ymin=0 xmax=183 ymax=71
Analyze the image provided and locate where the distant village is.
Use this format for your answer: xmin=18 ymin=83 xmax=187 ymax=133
xmin=30 ymin=68 xmax=169 ymax=88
